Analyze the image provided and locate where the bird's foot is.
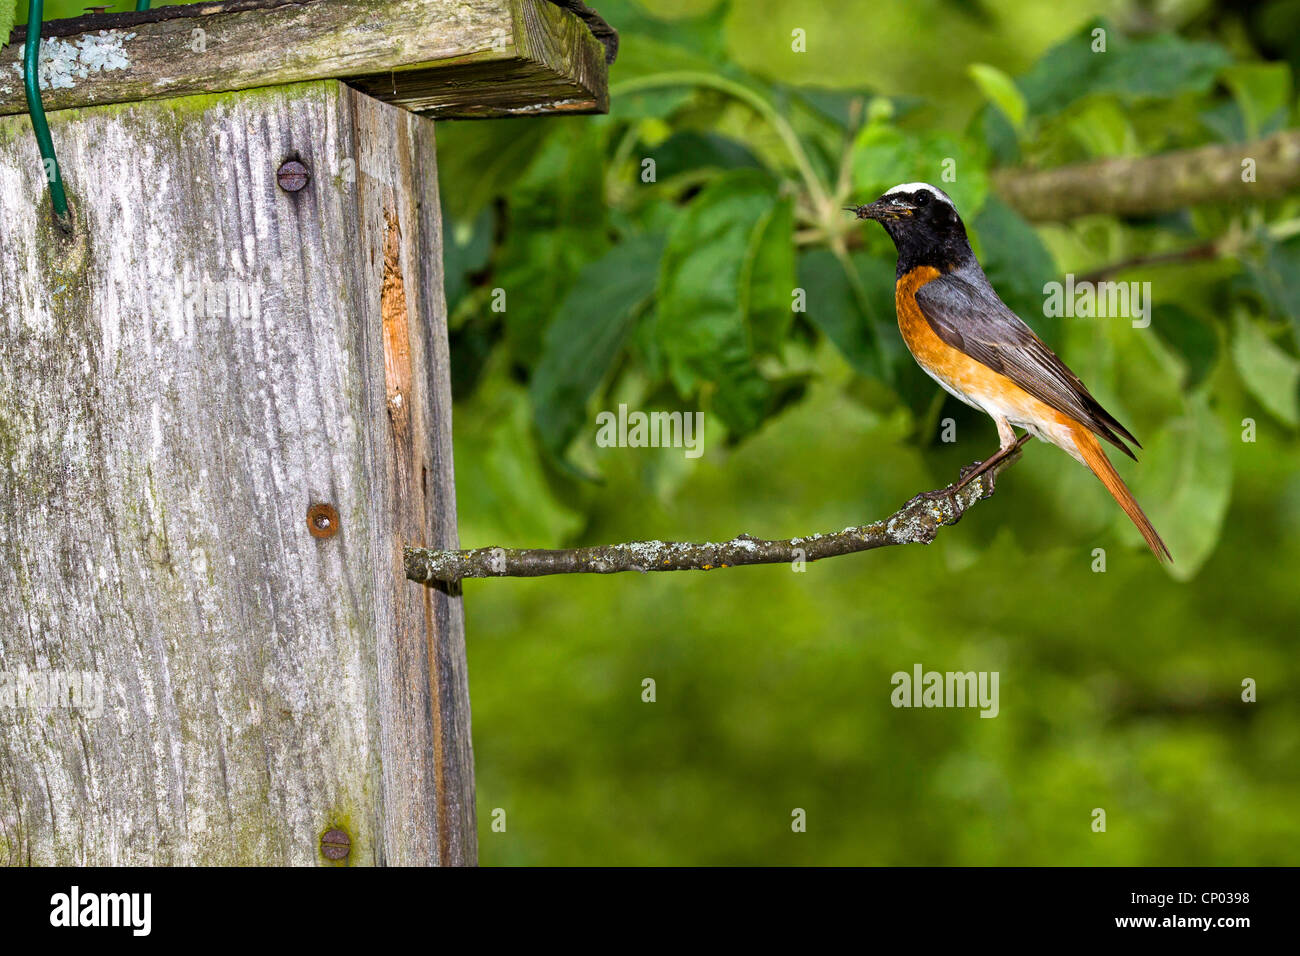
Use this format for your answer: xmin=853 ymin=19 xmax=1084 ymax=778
xmin=905 ymin=485 xmax=964 ymax=510
xmin=956 ymin=460 xmax=997 ymax=494
xmin=907 ymin=487 xmax=947 ymax=504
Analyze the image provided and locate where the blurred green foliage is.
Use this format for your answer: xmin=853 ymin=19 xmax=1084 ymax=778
xmin=441 ymin=0 xmax=1300 ymax=575
xmin=30 ymin=0 xmax=1294 ymax=864
xmin=441 ymin=0 xmax=1300 ymax=865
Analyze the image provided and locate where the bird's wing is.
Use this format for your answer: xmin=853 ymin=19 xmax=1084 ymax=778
xmin=914 ymin=270 xmax=1140 ymax=458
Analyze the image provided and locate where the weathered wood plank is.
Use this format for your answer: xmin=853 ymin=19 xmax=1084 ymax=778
xmin=0 ymin=0 xmax=607 ymax=119
xmin=350 ymin=88 xmax=477 ymax=864
xmin=0 ymin=79 xmax=474 ymax=865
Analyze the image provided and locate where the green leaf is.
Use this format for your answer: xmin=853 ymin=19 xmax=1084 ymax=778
xmin=781 ymin=86 xmax=880 ymax=131
xmin=739 ymin=195 xmax=795 ymax=354
xmin=442 ymin=206 xmax=492 ymax=319
xmin=1065 ymin=98 xmax=1137 ymax=157
xmin=530 ymin=234 xmax=667 ymax=461
xmin=973 ymin=104 xmax=1020 ymax=166
xmin=656 ymin=169 xmax=780 ymax=436
xmin=612 ymin=86 xmax=695 ymax=121
xmin=0 ymin=5 xmax=12 ymax=42
xmin=1018 ymin=20 xmax=1233 ymax=118
xmin=601 ymin=0 xmax=729 ymax=78
xmin=968 ymin=63 xmax=1027 ymax=131
xmin=1133 ymin=395 xmax=1232 ymax=580
xmin=1152 ymin=304 xmax=1218 ymax=389
xmin=796 ymin=249 xmax=886 ymax=379
xmin=495 ymin=122 xmax=610 ymax=364
xmin=1247 ymin=237 xmax=1300 ymax=349
xmin=1231 ymin=311 xmax=1300 ymax=427
xmin=434 ymin=118 xmax=553 ymax=222
xmin=970 ymin=197 xmax=1058 ymax=332
xmin=646 ymin=130 xmax=762 ymax=179
xmin=453 ymin=382 xmax=584 ymax=549
xmin=1220 ymin=63 xmax=1292 ymax=138
xmin=851 ymin=122 xmax=988 ymax=216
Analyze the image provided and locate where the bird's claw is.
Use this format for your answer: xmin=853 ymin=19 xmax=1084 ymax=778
xmin=954 ymin=459 xmax=998 ymax=495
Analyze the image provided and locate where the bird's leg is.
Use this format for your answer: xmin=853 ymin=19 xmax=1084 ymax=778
xmin=958 ymin=419 xmax=1019 ymax=481
xmin=906 ymin=423 xmax=1032 ymax=508
xmin=955 ymin=422 xmax=1032 ymax=493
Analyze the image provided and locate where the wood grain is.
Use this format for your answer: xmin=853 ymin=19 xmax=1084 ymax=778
xmin=0 ymin=0 xmax=607 ymax=119
xmin=0 ymin=80 xmax=474 ymax=865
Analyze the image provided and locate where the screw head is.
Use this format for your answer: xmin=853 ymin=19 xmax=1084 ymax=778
xmin=277 ymin=160 xmax=310 ymax=193
xmin=321 ymin=828 xmax=351 ymax=861
xmin=307 ymin=503 xmax=340 ymax=539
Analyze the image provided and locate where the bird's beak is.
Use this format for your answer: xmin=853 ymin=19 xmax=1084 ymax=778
xmin=846 ymin=199 xmax=913 ymax=222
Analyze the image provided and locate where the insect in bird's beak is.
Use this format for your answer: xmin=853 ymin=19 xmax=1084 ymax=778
xmin=846 ymin=199 xmax=913 ymax=222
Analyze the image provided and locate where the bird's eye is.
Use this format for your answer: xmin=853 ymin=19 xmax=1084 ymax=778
xmin=913 ymin=191 xmax=931 ymax=206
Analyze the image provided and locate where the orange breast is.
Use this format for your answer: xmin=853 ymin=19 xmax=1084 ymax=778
xmin=895 ymin=266 xmax=1074 ymax=432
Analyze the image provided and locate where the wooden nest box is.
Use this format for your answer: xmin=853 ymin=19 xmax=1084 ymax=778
xmin=0 ymin=0 xmax=610 ymax=866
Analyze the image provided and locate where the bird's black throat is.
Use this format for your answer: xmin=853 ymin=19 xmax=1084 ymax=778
xmin=881 ymin=215 xmax=976 ymax=278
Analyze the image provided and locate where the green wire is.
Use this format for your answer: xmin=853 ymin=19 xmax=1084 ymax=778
xmin=24 ymin=0 xmax=69 ymax=228
xmin=136 ymin=1 xmax=150 ymax=9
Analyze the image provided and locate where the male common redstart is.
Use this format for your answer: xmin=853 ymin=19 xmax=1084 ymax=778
xmin=849 ymin=183 xmax=1170 ymax=562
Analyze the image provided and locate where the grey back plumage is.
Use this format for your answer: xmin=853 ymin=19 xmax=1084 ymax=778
xmin=914 ymin=261 xmax=1140 ymax=459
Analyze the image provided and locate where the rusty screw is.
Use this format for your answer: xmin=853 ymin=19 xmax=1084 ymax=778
xmin=277 ymin=160 xmax=310 ymax=193
xmin=307 ymin=503 xmax=340 ymax=539
xmin=321 ymin=828 xmax=351 ymax=861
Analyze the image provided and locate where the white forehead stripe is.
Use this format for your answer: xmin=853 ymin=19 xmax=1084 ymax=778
xmin=883 ymin=182 xmax=954 ymax=206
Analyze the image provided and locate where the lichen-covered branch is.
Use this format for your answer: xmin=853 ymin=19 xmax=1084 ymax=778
xmin=994 ymin=129 xmax=1300 ymax=221
xmin=405 ymin=448 xmax=1024 ymax=585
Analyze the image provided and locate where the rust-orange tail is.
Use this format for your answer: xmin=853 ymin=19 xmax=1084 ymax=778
xmin=1071 ymin=426 xmax=1171 ymax=563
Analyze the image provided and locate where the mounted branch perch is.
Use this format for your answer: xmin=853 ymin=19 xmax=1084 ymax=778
xmin=406 ymin=444 xmax=1027 ymax=585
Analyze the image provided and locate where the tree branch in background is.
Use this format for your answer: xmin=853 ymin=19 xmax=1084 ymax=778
xmin=994 ymin=129 xmax=1300 ymax=221
xmin=1075 ymin=241 xmax=1221 ymax=283
xmin=406 ymin=444 xmax=1027 ymax=585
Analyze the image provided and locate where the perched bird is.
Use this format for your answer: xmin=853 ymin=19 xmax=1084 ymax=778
xmin=849 ymin=183 xmax=1170 ymax=562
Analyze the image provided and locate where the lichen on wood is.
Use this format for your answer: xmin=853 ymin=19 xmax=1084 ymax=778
xmin=0 ymin=0 xmax=608 ymax=119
